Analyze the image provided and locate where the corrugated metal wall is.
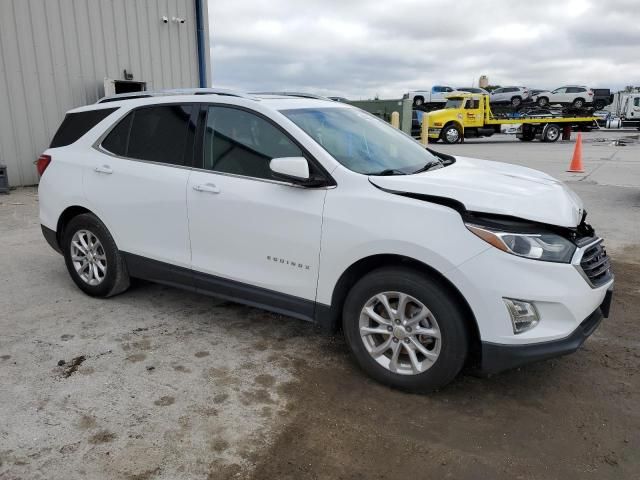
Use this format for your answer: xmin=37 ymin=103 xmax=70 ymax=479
xmin=0 ymin=0 xmax=210 ymax=187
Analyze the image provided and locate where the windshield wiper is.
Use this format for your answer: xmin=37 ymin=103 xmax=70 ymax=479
xmin=370 ymin=169 xmax=407 ymax=176
xmin=411 ymin=160 xmax=443 ymax=174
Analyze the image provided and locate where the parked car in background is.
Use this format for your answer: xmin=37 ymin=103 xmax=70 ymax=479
xmin=455 ymin=87 xmax=489 ymax=95
xmin=404 ymin=86 xmax=455 ymax=107
xmin=489 ymin=87 xmax=530 ymax=107
xmin=532 ymin=86 xmax=594 ymax=109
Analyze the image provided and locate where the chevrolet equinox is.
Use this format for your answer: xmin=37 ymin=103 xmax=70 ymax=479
xmin=38 ymin=90 xmax=614 ymax=392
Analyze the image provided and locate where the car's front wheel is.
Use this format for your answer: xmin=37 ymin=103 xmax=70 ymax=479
xmin=343 ymin=267 xmax=469 ymax=392
xmin=441 ymin=124 xmax=461 ymax=144
xmin=62 ymin=213 xmax=130 ymax=298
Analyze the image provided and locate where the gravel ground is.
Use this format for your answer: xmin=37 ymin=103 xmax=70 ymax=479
xmin=1 ymin=132 xmax=639 ymax=479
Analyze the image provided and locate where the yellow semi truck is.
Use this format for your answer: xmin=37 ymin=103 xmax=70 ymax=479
xmin=427 ymin=93 xmax=598 ymax=143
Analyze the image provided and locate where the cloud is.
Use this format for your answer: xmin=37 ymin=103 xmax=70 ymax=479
xmin=208 ymin=0 xmax=640 ymax=98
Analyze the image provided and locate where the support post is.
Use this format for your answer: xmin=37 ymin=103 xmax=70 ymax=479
xmin=420 ymin=113 xmax=429 ymax=146
xmin=390 ymin=111 xmax=400 ymax=129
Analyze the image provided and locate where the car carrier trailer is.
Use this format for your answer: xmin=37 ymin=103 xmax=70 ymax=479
xmin=427 ymin=93 xmax=598 ymax=143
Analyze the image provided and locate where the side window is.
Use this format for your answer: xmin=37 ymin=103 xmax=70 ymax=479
xmin=465 ymin=99 xmax=479 ymax=109
xmin=492 ymin=88 xmax=503 ymax=94
xmin=634 ymin=97 xmax=640 ymax=107
xmin=127 ymin=105 xmax=194 ymax=165
xmin=102 ymin=105 xmax=194 ymax=166
xmin=50 ymin=108 xmax=118 ymax=148
xmin=203 ymin=106 xmax=302 ymax=180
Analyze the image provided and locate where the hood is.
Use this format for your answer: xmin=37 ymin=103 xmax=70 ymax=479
xmin=426 ymin=108 xmax=452 ymax=121
xmin=369 ymin=156 xmax=584 ymax=228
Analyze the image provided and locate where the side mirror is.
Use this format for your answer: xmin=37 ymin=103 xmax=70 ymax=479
xmin=270 ymin=157 xmax=310 ymax=183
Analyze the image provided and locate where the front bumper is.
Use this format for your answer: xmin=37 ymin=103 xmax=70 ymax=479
xmin=480 ymin=288 xmax=612 ymax=374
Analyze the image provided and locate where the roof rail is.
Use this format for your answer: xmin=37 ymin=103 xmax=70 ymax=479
xmin=250 ymin=91 xmax=331 ymax=101
xmin=96 ymin=87 xmax=255 ymax=104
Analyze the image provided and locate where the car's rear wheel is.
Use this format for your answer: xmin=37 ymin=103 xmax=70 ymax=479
xmin=441 ymin=123 xmax=461 ymax=144
xmin=413 ymin=96 xmax=424 ymax=107
xmin=572 ymin=98 xmax=585 ymax=109
xmin=511 ymin=96 xmax=522 ymax=108
xmin=343 ymin=267 xmax=468 ymax=392
xmin=62 ymin=213 xmax=129 ymax=297
xmin=542 ymin=124 xmax=561 ymax=142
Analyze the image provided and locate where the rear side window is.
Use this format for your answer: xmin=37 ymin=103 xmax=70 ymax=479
xmin=101 ymin=105 xmax=195 ymax=166
xmin=50 ymin=108 xmax=118 ymax=147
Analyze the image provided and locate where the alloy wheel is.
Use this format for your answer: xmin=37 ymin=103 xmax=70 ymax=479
xmin=70 ymin=229 xmax=107 ymax=286
xmin=359 ymin=291 xmax=441 ymax=375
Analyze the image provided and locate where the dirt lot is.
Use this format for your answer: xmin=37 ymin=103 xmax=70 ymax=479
xmin=1 ymin=132 xmax=639 ymax=479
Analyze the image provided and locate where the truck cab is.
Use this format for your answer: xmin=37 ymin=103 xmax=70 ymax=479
xmin=427 ymin=93 xmax=498 ymax=143
xmin=620 ymin=94 xmax=640 ymax=120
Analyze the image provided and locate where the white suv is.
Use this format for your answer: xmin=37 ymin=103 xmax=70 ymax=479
xmin=489 ymin=86 xmax=531 ymax=107
xmin=38 ymin=90 xmax=614 ymax=392
xmin=532 ymin=86 xmax=594 ymax=109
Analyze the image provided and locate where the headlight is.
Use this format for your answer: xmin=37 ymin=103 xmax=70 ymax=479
xmin=466 ymin=224 xmax=576 ymax=263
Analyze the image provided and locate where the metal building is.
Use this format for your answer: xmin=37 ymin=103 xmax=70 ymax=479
xmin=0 ymin=0 xmax=212 ymax=187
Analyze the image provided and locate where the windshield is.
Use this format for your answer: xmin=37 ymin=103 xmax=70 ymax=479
xmin=444 ymin=98 xmax=465 ymax=109
xmin=280 ymin=107 xmax=440 ymax=175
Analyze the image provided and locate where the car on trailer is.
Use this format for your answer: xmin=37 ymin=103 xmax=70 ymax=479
xmin=404 ymin=85 xmax=456 ymax=108
xmin=532 ymin=86 xmax=594 ymax=109
xmin=489 ymin=86 xmax=531 ymax=108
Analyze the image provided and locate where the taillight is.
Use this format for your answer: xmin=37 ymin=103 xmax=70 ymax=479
xmin=588 ymin=91 xmax=593 ymax=96
xmin=36 ymin=154 xmax=51 ymax=176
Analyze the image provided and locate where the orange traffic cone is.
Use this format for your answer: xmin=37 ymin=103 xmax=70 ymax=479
xmin=567 ymin=133 xmax=584 ymax=173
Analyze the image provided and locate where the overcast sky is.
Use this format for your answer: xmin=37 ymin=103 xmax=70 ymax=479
xmin=208 ymin=0 xmax=639 ymax=99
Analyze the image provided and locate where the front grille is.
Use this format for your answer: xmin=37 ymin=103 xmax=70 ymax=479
xmin=580 ymin=242 xmax=612 ymax=287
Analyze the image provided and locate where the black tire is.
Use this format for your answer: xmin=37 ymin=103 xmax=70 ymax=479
xmin=342 ymin=267 xmax=469 ymax=393
xmin=536 ymin=97 xmax=549 ymax=107
xmin=572 ymin=98 xmax=585 ymax=109
xmin=518 ymin=125 xmax=536 ymax=141
xmin=594 ymin=100 xmax=606 ymax=111
xmin=542 ymin=124 xmax=561 ymax=142
xmin=510 ymin=96 xmax=522 ymax=108
xmin=440 ymin=123 xmax=462 ymax=144
xmin=62 ymin=213 xmax=130 ymax=298
xmin=413 ymin=96 xmax=424 ymax=107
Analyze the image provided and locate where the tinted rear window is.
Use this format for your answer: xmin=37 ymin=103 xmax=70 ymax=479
xmin=101 ymin=105 xmax=194 ymax=166
xmin=50 ymin=108 xmax=118 ymax=147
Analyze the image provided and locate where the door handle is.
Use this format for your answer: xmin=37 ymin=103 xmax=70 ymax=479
xmin=193 ymin=183 xmax=220 ymax=194
xmin=94 ymin=165 xmax=113 ymax=174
